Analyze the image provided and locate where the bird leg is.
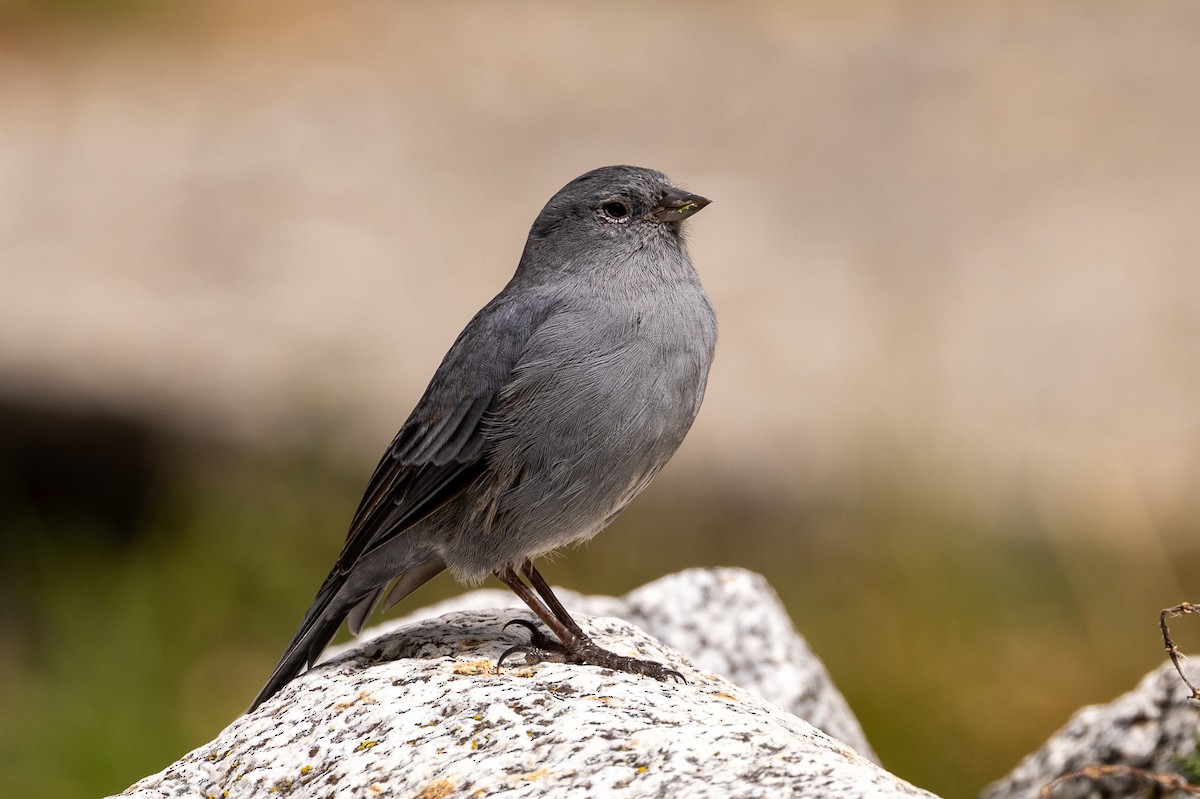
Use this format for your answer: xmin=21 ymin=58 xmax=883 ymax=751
xmin=494 ymin=560 xmax=684 ymax=682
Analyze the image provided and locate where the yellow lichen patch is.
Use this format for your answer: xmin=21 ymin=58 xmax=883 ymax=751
xmin=353 ymin=740 xmax=379 ymax=752
xmin=521 ymin=767 xmax=549 ymax=781
xmin=334 ymin=690 xmax=378 ymax=711
xmin=414 ymin=778 xmax=455 ymax=799
xmin=710 ymin=691 xmax=738 ymax=701
xmin=452 ymin=659 xmax=494 ymax=675
xmin=299 ymin=765 xmax=312 ymax=775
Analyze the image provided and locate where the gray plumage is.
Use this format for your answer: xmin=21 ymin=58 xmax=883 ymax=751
xmin=250 ymin=165 xmax=715 ymax=712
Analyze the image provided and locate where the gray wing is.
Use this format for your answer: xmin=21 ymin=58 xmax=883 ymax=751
xmin=248 ymin=284 xmax=556 ymax=712
xmin=337 ymin=286 xmax=556 ymax=569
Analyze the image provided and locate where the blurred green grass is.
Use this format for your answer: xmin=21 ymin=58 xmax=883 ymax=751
xmin=0 ymin=444 xmax=1195 ymax=799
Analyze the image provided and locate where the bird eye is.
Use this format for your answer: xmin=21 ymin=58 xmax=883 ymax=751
xmin=600 ymin=201 xmax=631 ymax=221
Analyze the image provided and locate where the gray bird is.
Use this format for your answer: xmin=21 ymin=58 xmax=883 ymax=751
xmin=249 ymin=165 xmax=716 ymax=712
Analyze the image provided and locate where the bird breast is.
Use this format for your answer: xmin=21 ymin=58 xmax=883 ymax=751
xmin=479 ymin=286 xmax=715 ymax=543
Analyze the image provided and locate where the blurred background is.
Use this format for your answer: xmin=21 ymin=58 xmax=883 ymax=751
xmin=1 ymin=1 xmax=1198 ymax=797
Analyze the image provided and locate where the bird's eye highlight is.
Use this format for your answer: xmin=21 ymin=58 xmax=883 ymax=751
xmin=600 ymin=201 xmax=631 ymax=221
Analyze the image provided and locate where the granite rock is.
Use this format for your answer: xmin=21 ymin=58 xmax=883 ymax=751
xmin=117 ymin=613 xmax=927 ymax=799
xmin=363 ymin=567 xmax=876 ymax=761
xmin=981 ymin=661 xmax=1200 ymax=799
xmin=113 ymin=570 xmax=928 ymax=799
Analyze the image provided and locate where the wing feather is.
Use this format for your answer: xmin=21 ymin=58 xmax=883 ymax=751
xmin=248 ymin=286 xmax=559 ymax=712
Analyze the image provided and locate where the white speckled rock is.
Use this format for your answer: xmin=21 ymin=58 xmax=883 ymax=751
xmin=116 ymin=606 xmax=935 ymax=799
xmin=358 ymin=567 xmax=877 ymax=761
xmin=981 ymin=661 xmax=1200 ymax=799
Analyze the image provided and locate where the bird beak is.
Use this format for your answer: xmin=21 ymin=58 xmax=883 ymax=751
xmin=651 ymin=187 xmax=711 ymax=222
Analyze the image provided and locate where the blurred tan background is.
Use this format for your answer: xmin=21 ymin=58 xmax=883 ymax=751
xmin=2 ymin=2 xmax=1199 ymax=798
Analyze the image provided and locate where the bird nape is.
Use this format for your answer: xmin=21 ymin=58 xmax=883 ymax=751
xmin=249 ymin=165 xmax=715 ymax=712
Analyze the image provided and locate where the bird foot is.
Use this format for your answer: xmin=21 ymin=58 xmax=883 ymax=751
xmin=497 ymin=619 xmax=575 ymax=667
xmin=496 ymin=618 xmax=685 ymax=683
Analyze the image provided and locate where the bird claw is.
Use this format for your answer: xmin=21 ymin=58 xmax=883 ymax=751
xmin=495 ymin=618 xmax=686 ymax=683
xmin=497 ymin=619 xmax=574 ymax=671
xmin=496 ymin=643 xmax=573 ymax=670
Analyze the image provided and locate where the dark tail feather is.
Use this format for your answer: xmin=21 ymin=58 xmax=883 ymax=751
xmin=379 ymin=558 xmax=446 ymax=613
xmin=346 ymin=586 xmax=386 ymax=637
xmin=346 ymin=558 xmax=447 ymax=635
xmin=248 ymin=571 xmax=350 ymax=713
xmin=247 ymin=557 xmax=447 ymax=713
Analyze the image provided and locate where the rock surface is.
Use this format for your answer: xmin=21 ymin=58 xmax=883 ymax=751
xmin=359 ymin=567 xmax=877 ymax=761
xmin=981 ymin=661 xmax=1200 ymax=799
xmin=114 ymin=569 xmax=934 ymax=798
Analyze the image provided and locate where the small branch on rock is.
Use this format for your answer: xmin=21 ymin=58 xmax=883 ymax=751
xmin=1161 ymin=602 xmax=1200 ymax=704
xmin=1039 ymin=764 xmax=1200 ymax=798
xmin=1043 ymin=610 xmax=1200 ymax=799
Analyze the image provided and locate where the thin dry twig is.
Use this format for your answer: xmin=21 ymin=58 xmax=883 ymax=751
xmin=1161 ymin=602 xmax=1200 ymax=703
xmin=1037 ymin=605 xmax=1200 ymax=798
xmin=1040 ymin=764 xmax=1200 ymax=798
